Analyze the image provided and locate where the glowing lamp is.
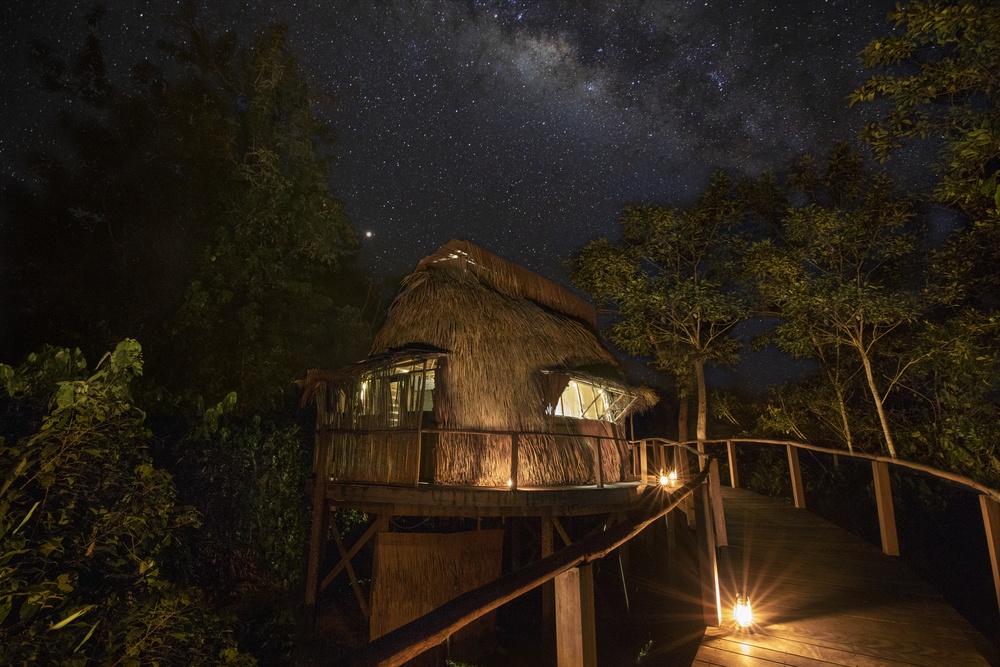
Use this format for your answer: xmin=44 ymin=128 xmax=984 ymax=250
xmin=658 ymin=471 xmax=669 ymax=486
xmin=734 ymin=593 xmax=753 ymax=628
xmin=506 ymin=478 xmax=513 ymax=489
xmin=658 ymin=470 xmax=678 ymax=486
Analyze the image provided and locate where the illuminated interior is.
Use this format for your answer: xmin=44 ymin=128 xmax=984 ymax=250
xmin=553 ymin=377 xmax=627 ymax=422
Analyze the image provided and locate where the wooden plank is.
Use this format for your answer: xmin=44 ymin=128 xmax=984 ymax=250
xmin=872 ymin=460 xmax=899 ymax=556
xmin=698 ymin=487 xmax=992 ymax=667
xmin=552 ymin=516 xmax=572 ymax=547
xmin=787 ymin=444 xmax=806 ymax=509
xmin=331 ymin=521 xmax=370 ymax=618
xmin=555 ymin=565 xmax=596 ymax=667
xmin=980 ymin=494 xmax=1000 ymax=618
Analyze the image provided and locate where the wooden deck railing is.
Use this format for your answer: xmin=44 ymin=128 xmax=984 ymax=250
xmin=316 ymin=425 xmax=635 ymax=489
xmin=348 ymin=463 xmax=718 ymax=667
xmin=633 ymin=437 xmax=1000 ymax=620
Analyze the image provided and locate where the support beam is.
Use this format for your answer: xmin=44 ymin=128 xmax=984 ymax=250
xmin=555 ymin=565 xmax=597 ymax=667
xmin=552 ymin=517 xmax=572 ymax=547
xmin=872 ymin=461 xmax=900 ymax=556
xmin=787 ymin=445 xmax=806 ymax=509
xmin=726 ymin=440 xmax=739 ymax=488
xmin=708 ymin=459 xmax=728 ymax=547
xmin=694 ymin=484 xmax=721 ymax=627
xmin=305 ymin=438 xmax=330 ymax=607
xmin=980 ymin=495 xmax=1000 ymax=618
xmin=331 ymin=522 xmax=370 ymax=618
xmin=320 ymin=515 xmax=384 ymax=592
xmin=592 ymin=438 xmax=604 ymax=489
xmin=541 ymin=518 xmax=554 ymax=633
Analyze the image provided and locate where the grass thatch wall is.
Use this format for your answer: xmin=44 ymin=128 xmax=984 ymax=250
xmin=369 ymin=529 xmax=505 ymax=644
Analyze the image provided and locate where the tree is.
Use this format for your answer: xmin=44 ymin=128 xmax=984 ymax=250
xmin=571 ymin=174 xmax=748 ymax=445
xmin=744 ymin=145 xmax=926 ymax=457
xmin=3 ymin=6 xmax=369 ymax=413
xmin=852 ymin=0 xmax=1000 ymax=219
xmin=0 ymin=341 xmax=253 ymax=666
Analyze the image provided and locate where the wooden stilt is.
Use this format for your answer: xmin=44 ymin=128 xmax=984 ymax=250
xmin=555 ymin=564 xmax=597 ymax=667
xmin=872 ymin=461 xmax=899 ymax=556
xmin=980 ymin=495 xmax=1000 ymax=618
xmin=305 ymin=438 xmax=330 ymax=607
xmin=541 ymin=517 xmax=554 ymax=633
xmin=787 ymin=445 xmax=806 ymax=509
xmin=694 ymin=484 xmax=721 ymax=627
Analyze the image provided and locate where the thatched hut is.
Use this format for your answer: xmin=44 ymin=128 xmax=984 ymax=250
xmin=304 ymin=240 xmax=654 ymax=489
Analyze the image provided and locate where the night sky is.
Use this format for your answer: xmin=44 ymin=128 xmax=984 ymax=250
xmin=2 ymin=0 xmax=899 ymax=388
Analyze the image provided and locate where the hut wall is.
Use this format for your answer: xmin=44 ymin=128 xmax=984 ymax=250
xmin=369 ymin=529 xmax=505 ymax=646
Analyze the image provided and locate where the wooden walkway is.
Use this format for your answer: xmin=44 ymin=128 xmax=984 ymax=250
xmin=695 ymin=487 xmax=995 ymax=667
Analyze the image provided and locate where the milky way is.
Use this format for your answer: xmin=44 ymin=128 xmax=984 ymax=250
xmin=2 ymin=0 xmax=896 ymax=282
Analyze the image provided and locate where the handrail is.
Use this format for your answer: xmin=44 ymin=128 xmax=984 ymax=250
xmin=349 ymin=464 xmax=714 ymax=667
xmin=638 ymin=437 xmax=1000 ymax=502
xmin=633 ymin=435 xmax=1000 ymax=625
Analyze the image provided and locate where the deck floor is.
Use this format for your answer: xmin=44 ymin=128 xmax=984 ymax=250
xmin=695 ymin=487 xmax=994 ymax=667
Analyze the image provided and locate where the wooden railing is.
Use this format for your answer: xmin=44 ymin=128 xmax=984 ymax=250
xmin=316 ymin=425 xmax=633 ymax=489
xmin=634 ymin=437 xmax=1000 ymax=620
xmin=349 ymin=463 xmax=720 ymax=667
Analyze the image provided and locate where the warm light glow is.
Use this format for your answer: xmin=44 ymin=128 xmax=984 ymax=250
xmin=734 ymin=594 xmax=753 ymax=628
xmin=658 ymin=470 xmax=678 ymax=486
xmin=507 ymin=478 xmax=513 ymax=488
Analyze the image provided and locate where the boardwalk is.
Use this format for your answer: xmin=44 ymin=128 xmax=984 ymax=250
xmin=695 ymin=487 xmax=994 ymax=667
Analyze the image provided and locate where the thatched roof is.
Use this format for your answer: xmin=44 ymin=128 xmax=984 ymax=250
xmin=370 ymin=239 xmax=654 ymax=432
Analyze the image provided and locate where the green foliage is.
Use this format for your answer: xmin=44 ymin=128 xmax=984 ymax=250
xmin=743 ymin=145 xmax=927 ymax=457
xmin=571 ymin=174 xmax=750 ymax=439
xmin=852 ymin=0 xmax=1000 ymax=219
xmin=0 ymin=342 xmax=253 ymax=666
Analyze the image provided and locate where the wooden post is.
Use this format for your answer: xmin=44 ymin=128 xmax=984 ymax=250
xmin=510 ymin=433 xmax=519 ymax=490
xmin=708 ymin=459 xmax=728 ymax=547
xmin=694 ymin=484 xmax=721 ymax=627
xmin=592 ymin=437 xmax=604 ymax=489
xmin=979 ymin=495 xmax=1000 ymax=617
xmin=787 ymin=444 xmax=806 ymax=509
xmin=872 ymin=461 xmax=900 ymax=556
xmin=726 ymin=440 xmax=739 ymax=488
xmin=414 ymin=361 xmax=428 ymax=487
xmin=305 ymin=438 xmax=330 ymax=607
xmin=639 ymin=441 xmax=648 ymax=485
xmin=555 ymin=564 xmax=597 ymax=667
xmin=541 ymin=517 xmax=554 ymax=633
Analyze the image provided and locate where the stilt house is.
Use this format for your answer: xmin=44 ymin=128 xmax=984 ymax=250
xmin=303 ymin=239 xmax=655 ymax=489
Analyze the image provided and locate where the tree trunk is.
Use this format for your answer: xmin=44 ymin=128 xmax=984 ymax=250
xmin=859 ymin=350 xmax=897 ymax=457
xmin=694 ymin=358 xmax=707 ymax=470
xmin=677 ymin=394 xmax=689 ymax=443
xmin=833 ymin=382 xmax=854 ymax=455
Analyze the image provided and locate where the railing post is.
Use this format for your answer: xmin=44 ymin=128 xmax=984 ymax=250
xmin=510 ymin=433 xmax=519 ymax=490
xmin=639 ymin=440 xmax=648 ymax=485
xmin=592 ymin=437 xmax=604 ymax=489
xmin=871 ymin=461 xmax=899 ymax=556
xmin=980 ymin=495 xmax=1000 ymax=618
xmin=694 ymin=483 xmax=721 ymax=627
xmin=708 ymin=459 xmax=728 ymax=547
xmin=555 ymin=564 xmax=597 ymax=667
xmin=787 ymin=444 xmax=806 ymax=509
xmin=727 ymin=440 xmax=739 ymax=488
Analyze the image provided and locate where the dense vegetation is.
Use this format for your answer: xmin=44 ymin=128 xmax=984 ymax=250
xmin=2 ymin=1 xmax=999 ymax=664
xmin=572 ymin=0 xmax=1000 ymax=486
